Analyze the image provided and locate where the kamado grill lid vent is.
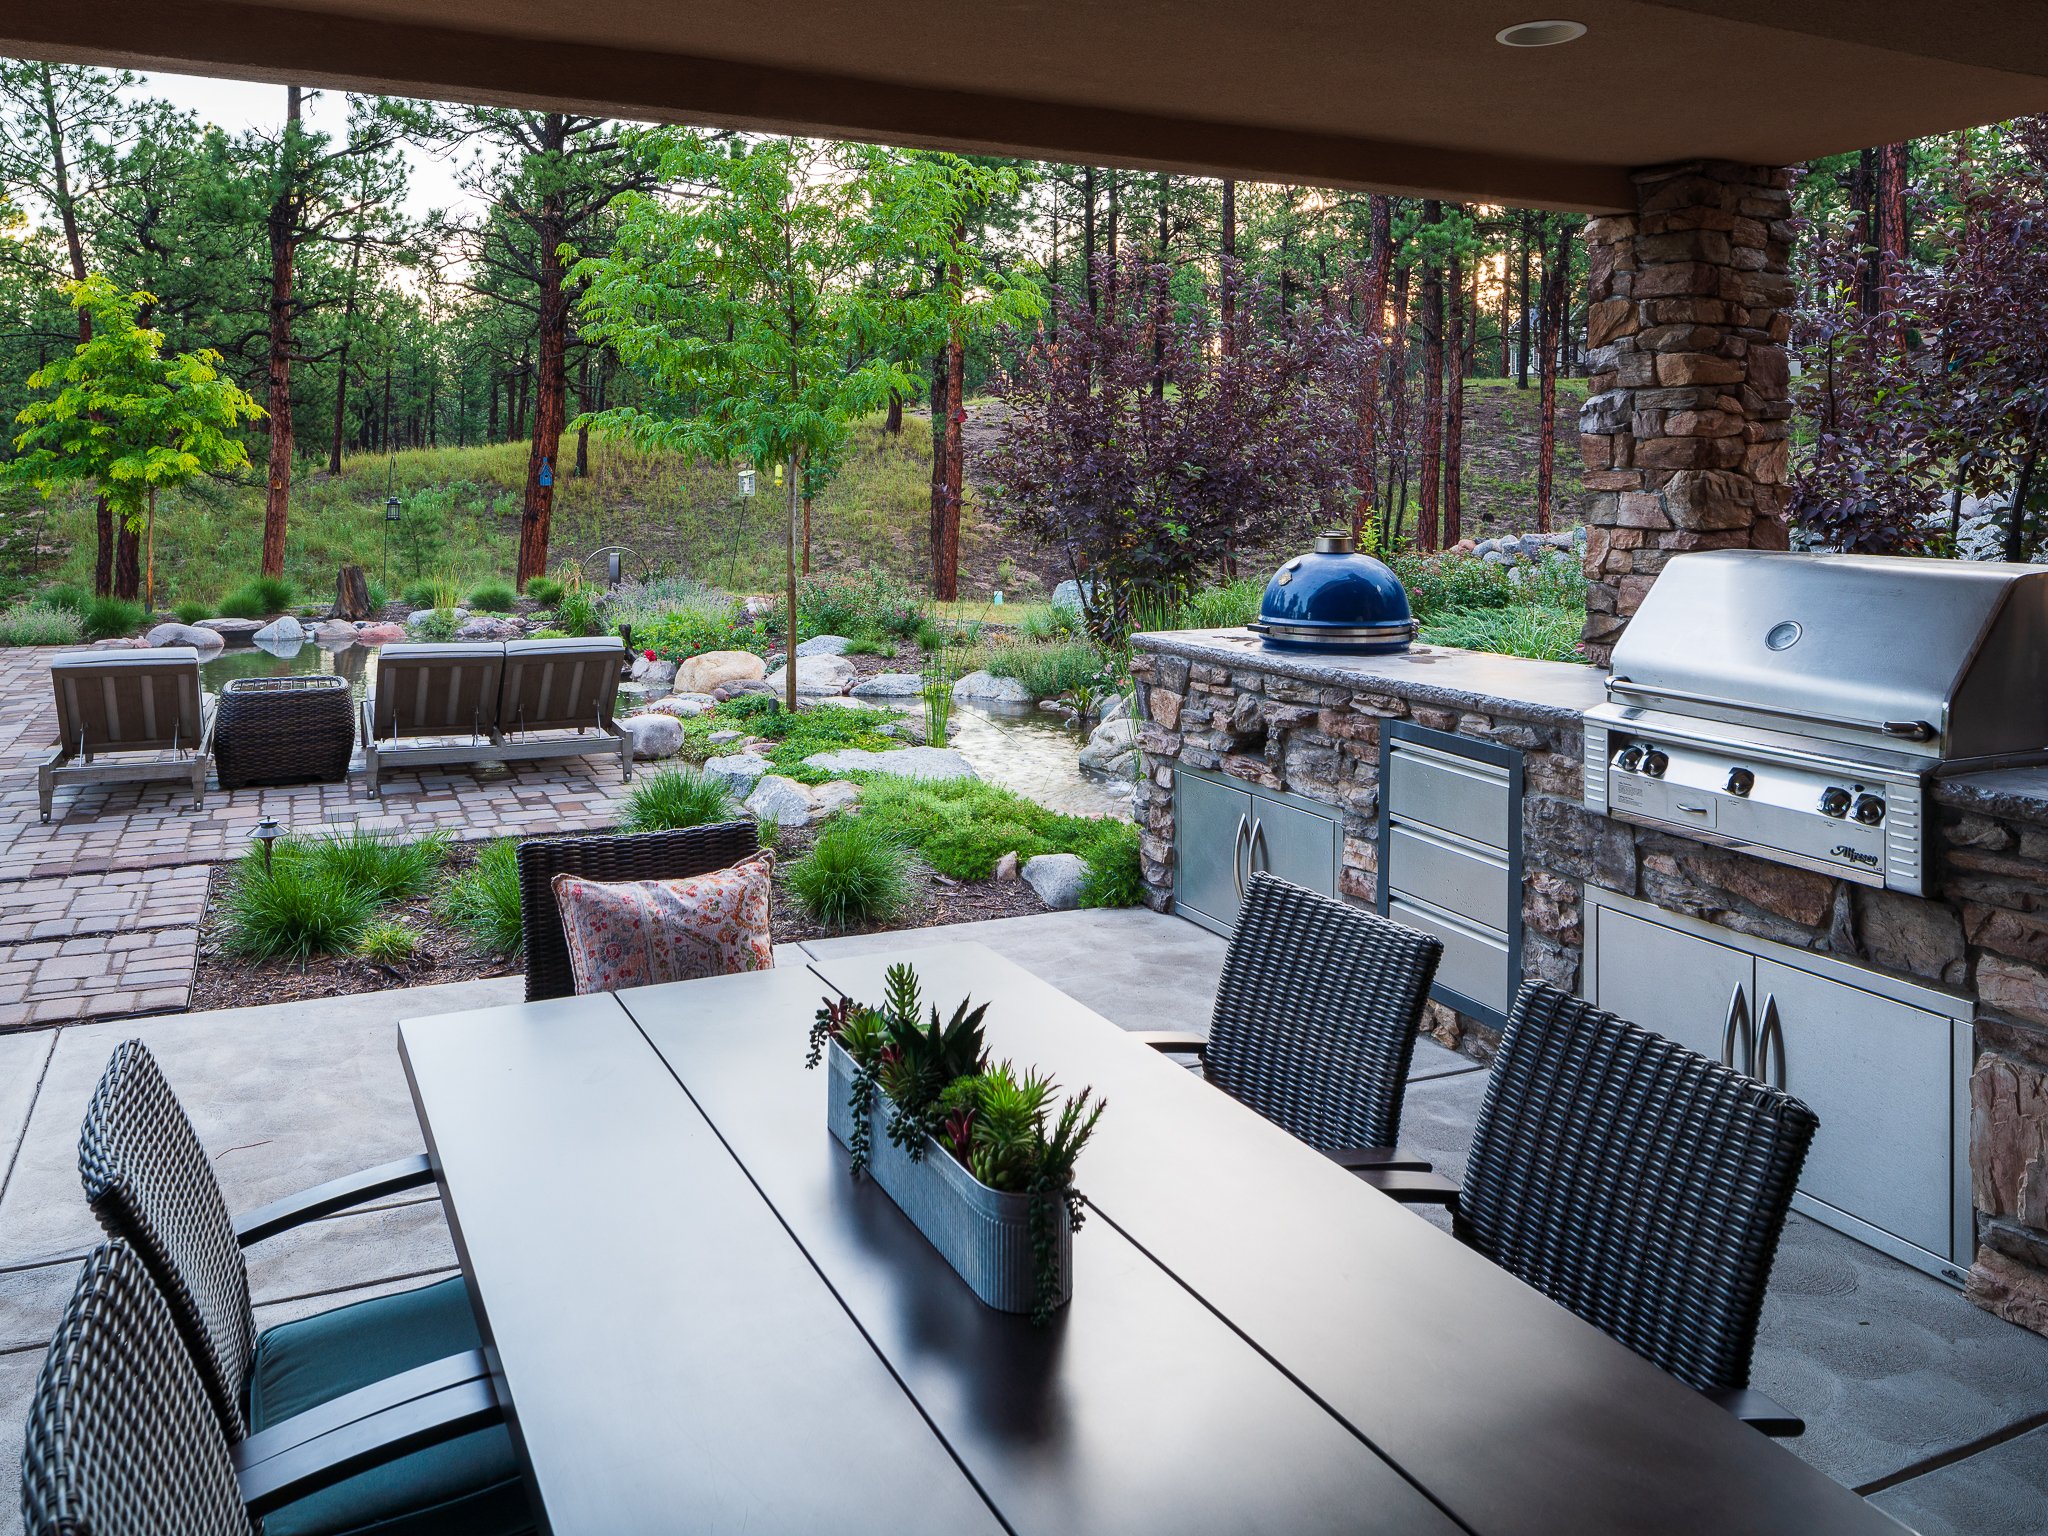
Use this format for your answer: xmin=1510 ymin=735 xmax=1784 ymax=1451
xmin=1248 ymin=531 xmax=1418 ymax=653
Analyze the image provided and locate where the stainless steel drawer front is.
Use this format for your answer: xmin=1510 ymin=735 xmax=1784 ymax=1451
xmin=1388 ymin=825 xmax=1512 ymax=934
xmin=1388 ymin=743 xmax=1512 ymax=849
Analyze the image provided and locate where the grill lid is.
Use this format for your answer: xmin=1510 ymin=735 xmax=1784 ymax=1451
xmin=1248 ymin=531 xmax=1417 ymax=653
xmin=1608 ymin=550 xmax=2048 ymax=763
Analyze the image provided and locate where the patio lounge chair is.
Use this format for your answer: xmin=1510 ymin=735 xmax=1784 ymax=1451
xmin=358 ymin=641 xmax=504 ymax=795
xmin=74 ymin=1040 xmax=529 ymax=1535
xmin=38 ymin=646 xmax=215 ymax=822
xmin=1137 ymin=872 xmax=1447 ymax=1178
xmin=492 ymin=635 xmax=631 ymax=781
xmin=20 ymin=1241 xmax=506 ymax=1536
xmin=517 ymin=820 xmax=762 ymax=1001
xmin=1408 ymin=980 xmax=1819 ymax=1437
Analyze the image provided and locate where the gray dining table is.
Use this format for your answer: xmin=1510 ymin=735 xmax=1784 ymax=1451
xmin=397 ymin=940 xmax=1905 ymax=1536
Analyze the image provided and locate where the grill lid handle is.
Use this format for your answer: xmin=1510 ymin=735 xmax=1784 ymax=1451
xmin=1607 ymin=676 xmax=1936 ymax=743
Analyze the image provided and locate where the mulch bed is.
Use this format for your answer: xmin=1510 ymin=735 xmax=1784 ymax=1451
xmin=188 ymin=824 xmax=1047 ymax=1012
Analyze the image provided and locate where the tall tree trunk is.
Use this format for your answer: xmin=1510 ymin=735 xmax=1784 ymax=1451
xmin=1082 ymin=167 xmax=1098 ymax=314
xmin=1444 ymin=235 xmax=1465 ymax=547
xmin=93 ymin=502 xmax=114 ymax=599
xmin=1876 ymin=141 xmax=1910 ymax=348
xmin=1536 ymin=219 xmax=1570 ymax=532
xmin=784 ymin=445 xmax=801 ymax=712
xmin=260 ymin=86 xmax=302 ymax=579
xmin=1852 ymin=147 xmax=1879 ymax=317
xmin=1385 ymin=263 xmax=1412 ymax=543
xmin=1219 ymin=179 xmax=1238 ymax=356
xmin=1105 ymin=170 xmax=1120 ymax=307
xmin=1151 ymin=174 xmax=1170 ymax=401
xmin=1516 ymin=210 xmax=1533 ymax=390
xmin=327 ymin=235 xmax=361 ymax=474
xmin=885 ymin=389 xmax=904 ymax=434
xmin=114 ymin=521 xmax=140 ymax=601
xmin=518 ymin=120 xmax=572 ymax=589
xmin=1353 ymin=195 xmax=1392 ymax=540
xmin=1416 ymin=202 xmax=1444 ymax=553
xmin=931 ymin=252 xmax=967 ymax=601
xmin=928 ymin=340 xmax=949 ymax=583
xmin=488 ymin=371 xmax=500 ymax=442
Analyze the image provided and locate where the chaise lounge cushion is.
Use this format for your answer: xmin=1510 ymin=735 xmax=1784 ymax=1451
xmin=247 ymin=1276 xmax=531 ymax=1536
xmin=553 ymin=849 xmax=776 ymax=995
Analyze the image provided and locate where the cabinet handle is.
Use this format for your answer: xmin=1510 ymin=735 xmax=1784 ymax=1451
xmin=1233 ymin=813 xmax=1250 ymax=898
xmin=1757 ymin=992 xmax=1786 ymax=1090
xmin=1249 ymin=818 xmax=1268 ymax=878
xmin=1721 ymin=984 xmax=1754 ymax=1075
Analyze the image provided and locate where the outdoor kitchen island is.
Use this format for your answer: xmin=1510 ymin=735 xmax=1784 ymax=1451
xmin=1128 ymin=626 xmax=2048 ymax=1341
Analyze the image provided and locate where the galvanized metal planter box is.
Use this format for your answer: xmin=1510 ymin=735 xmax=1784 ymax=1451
xmin=826 ymin=1039 xmax=1072 ymax=1314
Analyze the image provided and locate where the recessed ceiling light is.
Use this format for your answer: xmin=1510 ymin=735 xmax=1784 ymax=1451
xmin=1495 ymin=19 xmax=1588 ymax=46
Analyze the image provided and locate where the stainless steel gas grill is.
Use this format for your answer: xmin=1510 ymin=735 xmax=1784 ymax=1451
xmin=1584 ymin=550 xmax=2048 ymax=896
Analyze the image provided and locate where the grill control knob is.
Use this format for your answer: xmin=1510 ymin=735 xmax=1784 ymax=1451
xmin=1615 ymin=745 xmax=1646 ymax=773
xmin=1725 ymin=768 xmax=1755 ymax=797
xmin=1852 ymin=793 xmax=1886 ymax=826
xmin=1819 ymin=787 xmax=1852 ymax=819
xmin=1639 ymin=749 xmax=1669 ymax=779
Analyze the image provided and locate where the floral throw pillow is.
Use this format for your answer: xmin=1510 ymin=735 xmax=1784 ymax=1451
xmin=553 ymin=850 xmax=775 ymax=995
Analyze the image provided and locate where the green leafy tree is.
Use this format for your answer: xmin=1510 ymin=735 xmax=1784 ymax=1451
xmin=7 ymin=276 xmax=265 ymax=608
xmin=575 ymin=132 xmax=918 ymax=709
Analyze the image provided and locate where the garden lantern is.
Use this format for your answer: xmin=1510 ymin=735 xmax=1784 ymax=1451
xmin=251 ymin=816 xmax=283 ymax=875
xmin=738 ymin=467 xmax=757 ymax=498
xmin=383 ymin=494 xmax=400 ymax=585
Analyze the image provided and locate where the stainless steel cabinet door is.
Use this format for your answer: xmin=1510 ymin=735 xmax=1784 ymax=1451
xmin=1246 ymin=795 xmax=1338 ymax=900
xmin=1592 ymin=904 xmax=1756 ymax=1068
xmin=1754 ymin=958 xmax=1953 ymax=1256
xmin=1176 ymin=773 xmax=1254 ymax=931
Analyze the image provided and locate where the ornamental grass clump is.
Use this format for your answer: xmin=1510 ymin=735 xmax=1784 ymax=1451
xmin=807 ymin=963 xmax=1106 ymax=1323
xmin=221 ymin=841 xmax=377 ymax=962
xmin=435 ymin=840 xmax=524 ymax=955
xmin=0 ymin=601 xmax=85 ymax=647
xmin=786 ymin=816 xmax=911 ymax=930
xmin=620 ymin=766 xmax=739 ymax=833
xmin=299 ymin=828 xmax=450 ymax=903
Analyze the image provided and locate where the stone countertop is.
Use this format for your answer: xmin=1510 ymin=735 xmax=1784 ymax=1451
xmin=1934 ymin=767 xmax=2048 ymax=824
xmin=1132 ymin=628 xmax=1608 ymax=728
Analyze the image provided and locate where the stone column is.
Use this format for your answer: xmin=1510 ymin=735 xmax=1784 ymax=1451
xmin=1577 ymin=161 xmax=1796 ymax=665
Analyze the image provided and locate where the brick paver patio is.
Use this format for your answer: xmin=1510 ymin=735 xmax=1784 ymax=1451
xmin=0 ymin=645 xmax=636 ymax=1027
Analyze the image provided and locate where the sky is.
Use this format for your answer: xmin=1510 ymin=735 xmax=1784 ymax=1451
xmin=129 ymin=69 xmax=479 ymax=221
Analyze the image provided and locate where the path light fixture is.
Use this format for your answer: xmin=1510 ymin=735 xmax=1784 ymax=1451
xmin=251 ymin=816 xmax=283 ymax=875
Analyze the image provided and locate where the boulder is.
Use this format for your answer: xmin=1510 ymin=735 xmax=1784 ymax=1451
xmin=795 ymin=634 xmax=852 ymax=657
xmin=1079 ymin=716 xmax=1139 ymax=774
xmin=993 ymin=851 xmax=1021 ymax=882
xmin=1099 ymin=693 xmax=1130 ymax=724
xmin=406 ymin=607 xmax=468 ymax=630
xmin=675 ymin=649 xmax=766 ymax=695
xmin=746 ymin=774 xmax=815 ymax=827
xmin=850 ymin=671 xmax=924 ymax=699
xmin=1023 ymin=853 xmax=1088 ymax=910
xmin=951 ymin=670 xmax=1033 ymax=704
xmin=194 ymin=617 xmax=264 ymax=641
xmin=89 ymin=637 xmax=150 ymax=649
xmin=703 ymin=752 xmax=772 ymax=796
xmin=630 ymin=654 xmax=678 ymax=690
xmin=802 ymin=746 xmax=978 ymax=781
xmin=355 ymin=622 xmax=406 ymax=645
xmin=145 ymin=623 xmax=224 ymax=653
xmin=1050 ymin=579 xmax=1094 ymax=613
xmin=312 ymin=619 xmax=361 ymax=647
xmin=253 ymin=616 xmax=306 ymax=644
xmin=706 ymin=729 xmax=744 ymax=746
xmin=622 ymin=713 xmax=685 ymax=761
xmin=810 ymin=780 xmax=863 ymax=818
xmin=455 ymin=616 xmax=522 ymax=641
xmin=642 ymin=692 xmax=719 ymax=718
xmin=763 ymin=654 xmax=856 ymax=696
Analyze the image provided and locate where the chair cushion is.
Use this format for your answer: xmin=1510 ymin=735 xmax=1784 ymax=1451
xmin=553 ymin=849 xmax=775 ymax=995
xmin=249 ymin=1276 xmax=531 ymax=1536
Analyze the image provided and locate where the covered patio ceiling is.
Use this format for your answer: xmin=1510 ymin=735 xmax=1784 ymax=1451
xmin=6 ymin=1 xmax=2048 ymax=210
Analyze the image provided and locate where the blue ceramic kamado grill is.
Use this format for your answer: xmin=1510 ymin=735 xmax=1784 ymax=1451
xmin=1246 ymin=531 xmax=1418 ymax=653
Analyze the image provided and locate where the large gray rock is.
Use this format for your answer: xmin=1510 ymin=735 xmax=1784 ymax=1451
xmin=795 ymin=634 xmax=852 ymax=657
xmin=746 ymin=774 xmax=814 ymax=827
xmin=1050 ymin=579 xmax=1094 ymax=613
xmin=406 ymin=607 xmax=468 ymax=630
xmin=194 ymin=617 xmax=264 ymax=640
xmin=1079 ymin=716 xmax=1139 ymax=774
xmin=1023 ymin=853 xmax=1088 ymax=910
xmin=850 ymin=671 xmax=924 ymax=699
xmin=951 ymin=670 xmax=1033 ymax=704
xmin=455 ymin=616 xmax=522 ymax=641
xmin=675 ymin=649 xmax=765 ymax=695
xmin=703 ymin=752 xmax=772 ymax=796
xmin=802 ymin=746 xmax=978 ymax=781
xmin=253 ymin=615 xmax=306 ymax=644
xmin=643 ymin=692 xmax=719 ymax=718
xmin=623 ymin=713 xmax=685 ymax=760
xmin=763 ymin=654 xmax=856 ymax=695
xmin=706 ymin=729 xmax=744 ymax=746
xmin=810 ymin=780 xmax=862 ymax=817
xmin=145 ymin=622 xmax=224 ymax=652
xmin=630 ymin=654 xmax=678 ymax=690
xmin=311 ymin=619 xmax=360 ymax=647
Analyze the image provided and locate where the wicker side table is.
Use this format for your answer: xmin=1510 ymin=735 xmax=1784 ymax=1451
xmin=214 ymin=675 xmax=356 ymax=788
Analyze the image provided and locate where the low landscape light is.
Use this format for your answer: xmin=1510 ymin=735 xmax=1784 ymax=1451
xmin=251 ymin=816 xmax=283 ymax=874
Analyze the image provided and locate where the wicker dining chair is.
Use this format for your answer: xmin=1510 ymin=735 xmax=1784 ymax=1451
xmin=1430 ymin=980 xmax=1819 ymax=1436
xmin=76 ymin=1042 xmax=530 ymax=1536
xmin=22 ymin=1241 xmax=505 ymax=1536
xmin=1137 ymin=872 xmax=1448 ymax=1180
xmin=517 ymin=821 xmax=762 ymax=1001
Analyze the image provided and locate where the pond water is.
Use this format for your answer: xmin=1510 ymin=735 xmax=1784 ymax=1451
xmin=200 ymin=640 xmax=381 ymax=698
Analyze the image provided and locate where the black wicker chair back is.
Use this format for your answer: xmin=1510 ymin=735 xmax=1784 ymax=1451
xmin=76 ymin=1042 xmax=257 ymax=1439
xmin=20 ymin=1241 xmax=255 ymax=1536
xmin=1461 ymin=981 xmax=1818 ymax=1393
xmin=517 ymin=822 xmax=762 ymax=1001
xmin=1204 ymin=873 xmax=1444 ymax=1151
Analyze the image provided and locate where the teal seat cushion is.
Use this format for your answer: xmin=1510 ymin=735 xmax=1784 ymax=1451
xmin=248 ymin=1276 xmax=532 ymax=1536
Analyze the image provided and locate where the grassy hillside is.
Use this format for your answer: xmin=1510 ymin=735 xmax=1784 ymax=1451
xmin=0 ymin=382 xmax=1588 ymax=612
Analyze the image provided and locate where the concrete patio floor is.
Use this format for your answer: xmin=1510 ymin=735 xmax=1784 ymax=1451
xmin=2 ymin=908 xmax=2045 ymax=1533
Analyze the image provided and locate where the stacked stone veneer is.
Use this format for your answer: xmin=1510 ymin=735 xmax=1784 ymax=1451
xmin=1578 ymin=161 xmax=1796 ymax=666
xmin=1130 ymin=639 xmax=2048 ymax=1338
